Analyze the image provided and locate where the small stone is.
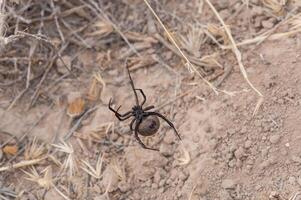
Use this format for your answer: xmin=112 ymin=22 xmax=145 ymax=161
xmin=110 ymin=132 xmax=119 ymax=141
xmin=269 ymin=191 xmax=279 ymax=199
xmin=159 ymin=143 xmax=174 ymax=157
xmin=270 ymin=135 xmax=280 ymax=144
xmin=159 ymin=179 xmax=165 ymax=187
xmin=228 ymin=159 xmax=236 ymax=168
xmin=291 ymin=155 xmax=301 ymax=163
xmin=151 ymin=183 xmax=158 ymax=189
xmin=244 ymin=140 xmax=252 ymax=149
xmin=234 ymin=147 xmax=245 ymax=159
xmin=221 ymin=179 xmax=236 ymax=189
xmin=240 ymin=127 xmax=247 ymax=134
xmin=178 ymin=171 xmax=189 ymax=182
xmin=259 ymin=160 xmax=270 ymax=170
xmin=118 ymin=181 xmax=129 ymax=193
xmin=236 ymin=159 xmax=243 ymax=168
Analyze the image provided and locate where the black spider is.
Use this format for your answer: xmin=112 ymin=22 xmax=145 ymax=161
xmin=108 ymin=63 xmax=181 ymax=151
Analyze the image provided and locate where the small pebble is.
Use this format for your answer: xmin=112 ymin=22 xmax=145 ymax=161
xmin=159 ymin=143 xmax=174 ymax=157
xmin=221 ymin=179 xmax=236 ymax=189
xmin=244 ymin=140 xmax=252 ymax=149
xmin=270 ymin=135 xmax=280 ymax=144
xmin=234 ymin=147 xmax=245 ymax=159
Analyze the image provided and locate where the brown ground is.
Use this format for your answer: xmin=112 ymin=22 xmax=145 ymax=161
xmin=1 ymin=0 xmax=301 ymax=200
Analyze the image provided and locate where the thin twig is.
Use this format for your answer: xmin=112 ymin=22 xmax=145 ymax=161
xmin=143 ymin=0 xmax=218 ymax=94
xmin=0 ymin=157 xmax=46 ymax=172
xmin=204 ymin=0 xmax=263 ymax=115
xmin=64 ymin=106 xmax=98 ymax=140
xmin=81 ymin=0 xmax=141 ymax=58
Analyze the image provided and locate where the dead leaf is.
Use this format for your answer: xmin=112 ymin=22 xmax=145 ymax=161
xmin=67 ymin=97 xmax=86 ymax=118
xmin=3 ymin=145 xmax=18 ymax=156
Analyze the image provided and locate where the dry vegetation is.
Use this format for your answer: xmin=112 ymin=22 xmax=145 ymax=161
xmin=1 ymin=0 xmax=301 ymax=199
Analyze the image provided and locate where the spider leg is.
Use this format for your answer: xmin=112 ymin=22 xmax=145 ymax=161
xmin=108 ymin=98 xmax=133 ymax=121
xmin=135 ymin=89 xmax=146 ymax=106
xmin=145 ymin=112 xmax=181 ymax=140
xmin=143 ymin=105 xmax=154 ymax=111
xmin=134 ymin=119 xmax=159 ymax=151
xmin=129 ymin=118 xmax=136 ymax=131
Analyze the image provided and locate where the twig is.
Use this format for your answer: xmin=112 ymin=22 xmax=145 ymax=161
xmin=51 ymin=0 xmax=65 ymax=43
xmin=0 ymin=157 xmax=46 ymax=172
xmin=64 ymin=106 xmax=98 ymax=140
xmin=6 ymin=88 xmax=28 ymax=111
xmin=60 ymin=18 xmax=90 ymax=48
xmin=81 ymin=0 xmax=141 ymax=58
xmin=143 ymin=0 xmax=218 ymax=94
xmin=204 ymin=0 xmax=263 ymax=115
xmin=30 ymin=43 xmax=68 ymax=107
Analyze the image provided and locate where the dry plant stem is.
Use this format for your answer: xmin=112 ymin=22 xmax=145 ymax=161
xmin=0 ymin=157 xmax=46 ymax=172
xmin=83 ymin=0 xmax=141 ymax=58
xmin=30 ymin=43 xmax=68 ymax=107
xmin=143 ymin=0 xmax=218 ymax=94
xmin=204 ymin=0 xmax=263 ymax=115
xmin=64 ymin=106 xmax=98 ymax=140
xmin=51 ymin=0 xmax=65 ymax=43
xmin=154 ymin=34 xmax=211 ymax=71
xmin=60 ymin=18 xmax=90 ymax=48
xmin=6 ymin=88 xmax=27 ymax=111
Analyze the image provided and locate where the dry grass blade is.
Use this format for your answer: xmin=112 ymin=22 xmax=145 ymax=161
xmin=110 ymin=158 xmax=126 ymax=181
xmin=289 ymin=192 xmax=301 ymax=200
xmin=22 ymin=166 xmax=53 ymax=190
xmin=52 ymin=141 xmax=77 ymax=177
xmin=81 ymin=154 xmax=104 ymax=179
xmin=0 ymin=157 xmax=46 ymax=172
xmin=143 ymin=0 xmax=218 ymax=94
xmin=178 ymin=25 xmax=206 ymax=58
xmin=22 ymin=166 xmax=71 ymax=200
xmin=262 ymin=0 xmax=288 ymax=16
xmin=86 ymin=19 xmax=113 ymax=37
xmin=24 ymin=137 xmax=45 ymax=160
xmin=205 ymin=0 xmax=264 ymax=116
xmin=207 ymin=23 xmax=230 ymax=45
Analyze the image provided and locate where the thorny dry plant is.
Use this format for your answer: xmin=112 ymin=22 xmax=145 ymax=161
xmin=52 ymin=141 xmax=77 ymax=177
xmin=22 ymin=166 xmax=70 ymax=200
xmin=24 ymin=137 xmax=45 ymax=160
xmin=81 ymin=153 xmax=104 ymax=179
xmin=179 ymin=25 xmax=206 ymax=58
xmin=110 ymin=158 xmax=126 ymax=181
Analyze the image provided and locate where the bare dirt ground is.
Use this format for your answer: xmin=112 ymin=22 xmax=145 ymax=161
xmin=1 ymin=0 xmax=301 ymax=199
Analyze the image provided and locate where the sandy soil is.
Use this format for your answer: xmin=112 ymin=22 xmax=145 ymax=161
xmin=1 ymin=0 xmax=301 ymax=200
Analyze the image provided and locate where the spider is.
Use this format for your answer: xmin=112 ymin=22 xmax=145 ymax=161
xmin=108 ymin=63 xmax=181 ymax=151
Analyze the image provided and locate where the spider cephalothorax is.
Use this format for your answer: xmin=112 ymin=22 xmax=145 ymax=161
xmin=108 ymin=62 xmax=181 ymax=151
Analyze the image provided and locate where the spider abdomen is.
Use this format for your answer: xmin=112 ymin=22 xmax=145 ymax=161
xmin=138 ymin=115 xmax=160 ymax=136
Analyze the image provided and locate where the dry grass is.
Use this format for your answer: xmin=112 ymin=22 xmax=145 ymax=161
xmin=1 ymin=0 xmax=300 ymax=199
xmin=81 ymin=153 xmax=104 ymax=179
xmin=52 ymin=141 xmax=77 ymax=177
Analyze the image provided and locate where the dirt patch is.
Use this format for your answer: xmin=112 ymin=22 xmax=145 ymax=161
xmin=1 ymin=0 xmax=301 ymax=200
